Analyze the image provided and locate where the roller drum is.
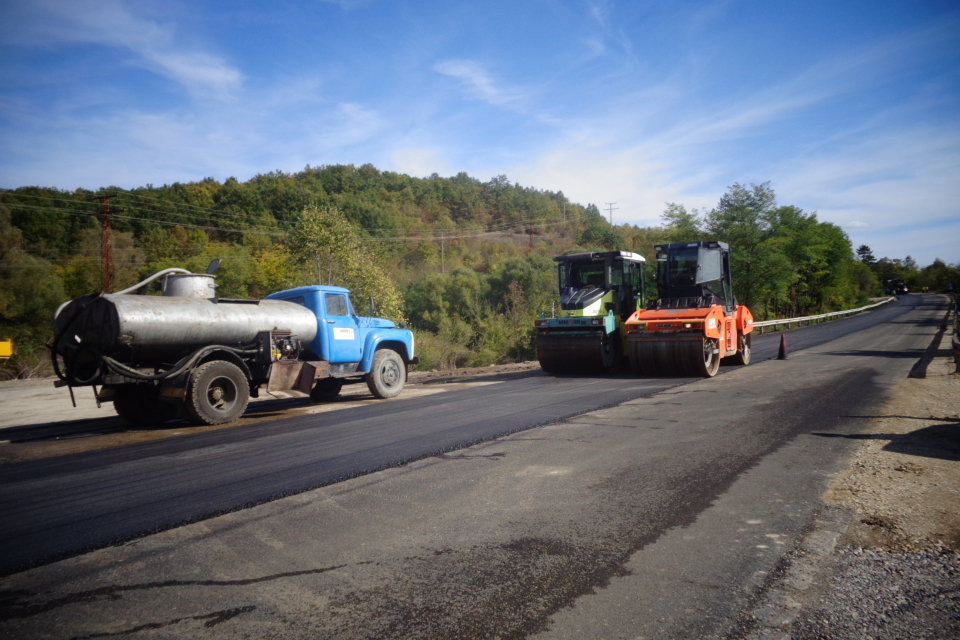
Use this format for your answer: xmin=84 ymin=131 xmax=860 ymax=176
xmin=55 ymin=294 xmax=318 ymax=360
xmin=628 ymin=337 xmax=720 ymax=377
xmin=537 ymin=331 xmax=618 ymax=374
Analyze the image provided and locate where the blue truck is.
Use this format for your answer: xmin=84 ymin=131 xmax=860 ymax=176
xmin=265 ymin=285 xmax=418 ymax=403
xmin=52 ymin=267 xmax=418 ymax=427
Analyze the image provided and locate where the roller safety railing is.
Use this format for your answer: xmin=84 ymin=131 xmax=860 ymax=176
xmin=752 ymin=297 xmax=896 ymax=334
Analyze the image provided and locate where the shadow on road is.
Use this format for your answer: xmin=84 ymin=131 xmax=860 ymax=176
xmin=812 ymin=419 xmax=960 ymax=461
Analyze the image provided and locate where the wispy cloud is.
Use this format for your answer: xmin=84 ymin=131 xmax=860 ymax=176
xmin=4 ymin=0 xmax=241 ymax=99
xmin=433 ymin=59 xmax=524 ymax=107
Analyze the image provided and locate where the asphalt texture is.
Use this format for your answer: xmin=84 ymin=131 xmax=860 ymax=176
xmin=0 ymin=295 xmax=947 ymax=640
xmin=0 ymin=297 xmax=920 ymax=578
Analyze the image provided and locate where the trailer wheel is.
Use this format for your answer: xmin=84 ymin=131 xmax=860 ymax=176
xmin=728 ymin=332 xmax=752 ymax=366
xmin=366 ymin=349 xmax=405 ymax=399
xmin=185 ymin=360 xmax=249 ymax=425
xmin=114 ymin=386 xmax=179 ymax=426
xmin=310 ymin=378 xmax=343 ymax=402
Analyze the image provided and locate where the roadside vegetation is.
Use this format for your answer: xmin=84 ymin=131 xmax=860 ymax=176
xmin=1 ymin=166 xmax=956 ymax=378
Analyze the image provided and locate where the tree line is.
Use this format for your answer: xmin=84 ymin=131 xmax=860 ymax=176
xmin=1 ymin=168 xmax=955 ymax=378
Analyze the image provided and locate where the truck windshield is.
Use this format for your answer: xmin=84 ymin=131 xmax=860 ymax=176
xmin=569 ymin=263 xmax=605 ymax=289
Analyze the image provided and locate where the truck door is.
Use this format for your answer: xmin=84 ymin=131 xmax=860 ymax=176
xmin=322 ymin=292 xmax=362 ymax=364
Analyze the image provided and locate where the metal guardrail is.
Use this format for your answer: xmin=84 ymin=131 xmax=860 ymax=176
xmin=753 ymin=297 xmax=896 ymax=334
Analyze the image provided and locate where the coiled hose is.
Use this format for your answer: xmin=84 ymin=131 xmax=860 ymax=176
xmin=100 ymin=344 xmax=259 ymax=382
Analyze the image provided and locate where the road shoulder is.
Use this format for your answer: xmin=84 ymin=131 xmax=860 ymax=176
xmin=733 ymin=350 xmax=960 ymax=640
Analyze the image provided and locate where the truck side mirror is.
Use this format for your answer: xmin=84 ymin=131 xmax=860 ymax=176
xmin=367 ymin=295 xmax=376 ymax=317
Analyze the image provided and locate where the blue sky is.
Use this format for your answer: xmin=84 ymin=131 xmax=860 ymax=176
xmin=1 ymin=0 xmax=958 ymax=265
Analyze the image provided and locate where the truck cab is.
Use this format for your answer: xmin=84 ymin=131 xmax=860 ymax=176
xmin=266 ymin=285 xmax=418 ymax=400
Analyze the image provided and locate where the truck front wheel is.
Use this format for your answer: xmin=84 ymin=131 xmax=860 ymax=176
xmin=366 ymin=349 xmax=405 ymax=399
xmin=185 ymin=360 xmax=250 ymax=425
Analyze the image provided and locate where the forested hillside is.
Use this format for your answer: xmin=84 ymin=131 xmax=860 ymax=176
xmin=1 ymin=165 xmax=955 ymax=378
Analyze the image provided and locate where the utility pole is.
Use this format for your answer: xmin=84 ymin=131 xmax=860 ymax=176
xmin=89 ymin=192 xmax=120 ymax=293
xmin=441 ymin=234 xmax=445 ymax=274
xmin=605 ymin=202 xmax=618 ymax=225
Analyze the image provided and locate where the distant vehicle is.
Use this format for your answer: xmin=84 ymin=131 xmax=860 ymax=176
xmin=887 ymin=280 xmax=909 ymax=295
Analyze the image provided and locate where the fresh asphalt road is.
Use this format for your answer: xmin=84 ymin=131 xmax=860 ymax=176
xmin=0 ymin=296 xmax=925 ymax=578
xmin=0 ymin=294 xmax=948 ymax=640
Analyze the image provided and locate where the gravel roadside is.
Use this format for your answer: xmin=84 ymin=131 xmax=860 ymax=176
xmin=733 ymin=341 xmax=960 ymax=639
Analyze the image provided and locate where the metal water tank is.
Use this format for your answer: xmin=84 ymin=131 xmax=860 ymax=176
xmin=163 ymin=274 xmax=216 ymax=298
xmin=55 ymin=294 xmax=318 ymax=360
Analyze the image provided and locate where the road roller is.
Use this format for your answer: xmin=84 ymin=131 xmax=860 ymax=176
xmin=624 ymin=241 xmax=753 ymax=377
xmin=535 ymin=251 xmax=646 ymax=373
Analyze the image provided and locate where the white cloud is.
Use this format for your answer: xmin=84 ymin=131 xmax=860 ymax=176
xmin=434 ymin=59 xmax=524 ymax=107
xmin=9 ymin=0 xmax=242 ymax=99
xmin=508 ymin=144 xmax=715 ymax=228
xmin=387 ymin=148 xmax=453 ymax=178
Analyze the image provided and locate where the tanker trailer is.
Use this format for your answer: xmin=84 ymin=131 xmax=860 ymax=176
xmin=52 ymin=262 xmax=418 ymax=426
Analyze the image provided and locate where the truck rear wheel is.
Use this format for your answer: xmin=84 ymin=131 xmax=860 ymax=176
xmin=367 ymin=349 xmax=405 ymax=399
xmin=114 ymin=385 xmax=179 ymax=426
xmin=185 ymin=360 xmax=250 ymax=425
xmin=311 ymin=377 xmax=343 ymax=402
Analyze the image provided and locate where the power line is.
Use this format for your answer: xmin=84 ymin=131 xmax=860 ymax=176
xmin=605 ymin=202 xmax=618 ymax=225
xmin=6 ymin=190 xmax=582 ymax=237
xmin=5 ymin=204 xmax=289 ymax=236
xmin=7 ymin=202 xmax=577 ymax=243
xmin=4 ymin=193 xmax=293 ymax=232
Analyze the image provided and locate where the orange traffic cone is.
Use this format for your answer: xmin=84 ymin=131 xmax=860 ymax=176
xmin=778 ymin=333 xmax=788 ymax=360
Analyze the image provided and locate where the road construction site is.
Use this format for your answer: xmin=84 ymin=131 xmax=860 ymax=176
xmin=0 ymin=294 xmax=956 ymax=639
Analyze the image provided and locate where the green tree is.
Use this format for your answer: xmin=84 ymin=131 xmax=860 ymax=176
xmin=703 ymin=182 xmax=778 ymax=309
xmin=856 ymin=244 xmax=876 ymax=266
xmin=288 ymin=206 xmax=405 ymax=323
xmin=0 ymin=209 xmax=66 ymax=378
xmin=661 ymin=203 xmax=702 ymax=243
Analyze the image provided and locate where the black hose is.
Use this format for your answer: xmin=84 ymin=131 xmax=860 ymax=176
xmin=48 ymin=293 xmax=105 ymax=382
xmin=100 ymin=344 xmax=259 ymax=382
xmin=68 ymin=345 xmax=104 ymax=386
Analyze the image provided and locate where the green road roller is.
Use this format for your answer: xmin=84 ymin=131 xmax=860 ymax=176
xmin=535 ymin=251 xmax=647 ymax=374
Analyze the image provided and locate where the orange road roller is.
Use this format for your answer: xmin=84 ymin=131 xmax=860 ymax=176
xmin=625 ymin=241 xmax=753 ymax=377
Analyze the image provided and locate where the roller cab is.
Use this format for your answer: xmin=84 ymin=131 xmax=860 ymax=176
xmin=535 ymin=251 xmax=646 ymax=374
xmin=625 ymin=241 xmax=753 ymax=377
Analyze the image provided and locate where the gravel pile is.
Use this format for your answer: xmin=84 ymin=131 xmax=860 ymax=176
xmin=791 ymin=546 xmax=960 ymax=640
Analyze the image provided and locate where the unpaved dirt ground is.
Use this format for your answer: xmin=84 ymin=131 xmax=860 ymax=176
xmin=0 ymin=362 xmax=543 ymax=465
xmin=824 ymin=353 xmax=960 ymax=552
xmin=737 ymin=337 xmax=960 ymax=640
